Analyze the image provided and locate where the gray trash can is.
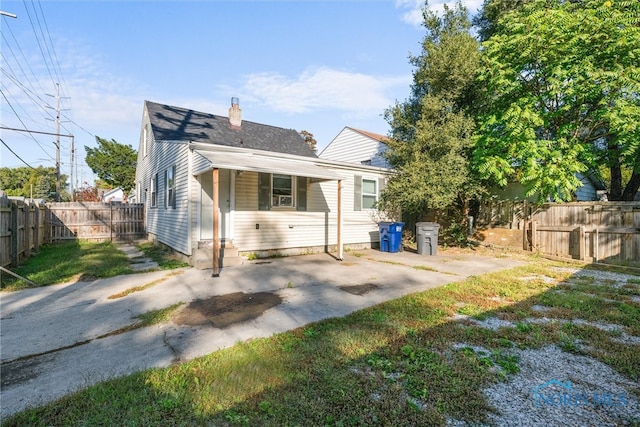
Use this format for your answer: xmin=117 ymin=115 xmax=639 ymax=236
xmin=416 ymin=222 xmax=440 ymax=255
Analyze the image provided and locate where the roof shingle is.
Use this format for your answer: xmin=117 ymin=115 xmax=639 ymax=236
xmin=145 ymin=100 xmax=317 ymax=158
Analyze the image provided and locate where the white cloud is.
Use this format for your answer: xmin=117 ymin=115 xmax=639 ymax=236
xmin=240 ymin=67 xmax=409 ymax=115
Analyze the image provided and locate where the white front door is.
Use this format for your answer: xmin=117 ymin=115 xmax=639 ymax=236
xmin=200 ymin=170 xmax=231 ymax=241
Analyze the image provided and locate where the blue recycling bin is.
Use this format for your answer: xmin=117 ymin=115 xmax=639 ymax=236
xmin=379 ymin=222 xmax=404 ymax=253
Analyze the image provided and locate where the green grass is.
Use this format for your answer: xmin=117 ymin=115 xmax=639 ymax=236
xmin=1 ymin=240 xmax=188 ymax=291
xmin=107 ymin=271 xmax=184 ymax=299
xmin=3 ymin=260 xmax=639 ymax=426
xmin=1 ymin=241 xmax=132 ymax=290
xmin=136 ymin=242 xmax=189 ymax=269
xmin=97 ymin=303 xmax=184 ymax=338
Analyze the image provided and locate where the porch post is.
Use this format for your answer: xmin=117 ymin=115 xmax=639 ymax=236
xmin=337 ymin=179 xmax=343 ymax=260
xmin=212 ymin=168 xmax=220 ymax=277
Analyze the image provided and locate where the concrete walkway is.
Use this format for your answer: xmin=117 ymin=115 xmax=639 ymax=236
xmin=116 ymin=241 xmax=160 ymax=271
xmin=0 ymin=247 xmax=526 ymax=419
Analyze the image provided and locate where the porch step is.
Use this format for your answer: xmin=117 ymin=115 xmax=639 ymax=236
xmin=193 ymin=244 xmax=243 ymax=270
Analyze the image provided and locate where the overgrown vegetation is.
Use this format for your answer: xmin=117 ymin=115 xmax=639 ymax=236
xmin=4 ymin=260 xmax=638 ymax=426
xmin=380 ymin=0 xmax=640 ymax=246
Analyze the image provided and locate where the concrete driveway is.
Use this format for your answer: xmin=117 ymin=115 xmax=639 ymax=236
xmin=0 ymin=247 xmax=525 ymax=419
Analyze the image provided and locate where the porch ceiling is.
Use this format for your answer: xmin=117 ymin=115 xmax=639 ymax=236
xmin=193 ymin=149 xmax=341 ymax=181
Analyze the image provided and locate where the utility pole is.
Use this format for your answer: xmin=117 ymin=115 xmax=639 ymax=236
xmin=55 ymin=83 xmax=61 ymax=201
xmin=46 ymin=83 xmax=71 ymax=201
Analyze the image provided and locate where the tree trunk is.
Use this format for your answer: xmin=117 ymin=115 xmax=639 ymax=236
xmin=621 ymin=171 xmax=640 ymax=201
xmin=608 ymin=137 xmax=623 ymax=200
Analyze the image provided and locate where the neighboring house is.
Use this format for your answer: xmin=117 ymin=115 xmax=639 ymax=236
xmin=319 ymin=127 xmax=391 ymax=169
xmin=134 ymin=99 xmax=391 ymax=271
xmin=489 ymin=172 xmax=607 ymax=202
xmin=101 ymin=187 xmax=124 ymax=203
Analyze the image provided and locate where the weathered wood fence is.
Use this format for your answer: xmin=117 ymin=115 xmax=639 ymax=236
xmin=478 ymin=200 xmax=640 ymax=266
xmin=1 ymin=198 xmax=145 ymax=268
xmin=1 ymin=197 xmax=46 ymax=267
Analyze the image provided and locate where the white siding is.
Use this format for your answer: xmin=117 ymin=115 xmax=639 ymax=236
xmin=575 ymin=173 xmax=598 ymax=201
xmin=134 ymin=105 xmax=192 ymax=255
xmin=320 ymin=127 xmax=391 ymax=168
xmin=232 ymin=168 xmax=385 ymax=252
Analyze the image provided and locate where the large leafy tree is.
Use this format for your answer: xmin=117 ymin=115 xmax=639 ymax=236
xmin=85 ymin=137 xmax=137 ymax=197
xmin=474 ymin=0 xmax=640 ymax=201
xmin=473 ymin=0 xmax=534 ymax=42
xmin=0 ymin=166 xmax=68 ymax=201
xmin=381 ymin=2 xmax=482 ymax=218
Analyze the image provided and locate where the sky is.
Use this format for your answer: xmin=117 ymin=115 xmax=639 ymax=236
xmin=0 ymin=0 xmax=481 ymax=187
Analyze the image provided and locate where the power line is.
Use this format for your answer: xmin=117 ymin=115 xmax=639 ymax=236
xmin=0 ymin=137 xmax=36 ymax=169
xmin=21 ymin=0 xmax=56 ymax=88
xmin=0 ymin=88 xmax=55 ymax=160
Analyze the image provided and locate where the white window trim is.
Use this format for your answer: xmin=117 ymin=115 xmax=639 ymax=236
xmin=271 ymin=173 xmax=296 ymax=209
xmin=361 ymin=177 xmax=378 ymax=210
xmin=143 ymin=125 xmax=149 ymax=158
xmin=150 ymin=174 xmax=157 ymax=208
xmin=165 ymin=166 xmax=176 ymax=209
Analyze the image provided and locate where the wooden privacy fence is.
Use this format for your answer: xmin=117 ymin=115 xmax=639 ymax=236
xmin=1 ymin=198 xmax=145 ymax=268
xmin=47 ymin=202 xmax=144 ymax=242
xmin=0 ymin=197 xmax=46 ymax=268
xmin=523 ymin=202 xmax=640 ymax=266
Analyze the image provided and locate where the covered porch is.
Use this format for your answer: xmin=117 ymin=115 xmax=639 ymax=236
xmin=190 ymin=143 xmax=345 ymax=276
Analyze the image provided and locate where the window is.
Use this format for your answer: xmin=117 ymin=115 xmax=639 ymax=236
xmin=165 ymin=166 xmax=176 ymax=208
xmin=354 ymin=175 xmax=382 ymax=211
xmin=150 ymin=174 xmax=157 ymax=208
xmin=143 ymin=125 xmax=149 ymax=157
xmin=362 ymin=178 xmax=377 ymax=209
xmin=272 ymin=174 xmax=293 ymax=207
xmin=258 ymin=173 xmax=307 ymax=211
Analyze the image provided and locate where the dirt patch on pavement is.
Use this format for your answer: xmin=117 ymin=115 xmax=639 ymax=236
xmin=172 ymin=292 xmax=282 ymax=328
xmin=339 ymin=283 xmax=379 ymax=295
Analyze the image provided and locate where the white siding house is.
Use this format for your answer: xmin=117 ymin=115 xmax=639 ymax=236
xmin=320 ymin=127 xmax=391 ymax=169
xmin=489 ymin=172 xmax=607 ymax=202
xmin=134 ymin=100 xmax=392 ymax=270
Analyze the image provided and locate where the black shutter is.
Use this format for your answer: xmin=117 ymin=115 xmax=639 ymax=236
xmin=354 ymin=175 xmax=362 ymax=211
xmin=296 ymin=176 xmax=307 ymax=211
xmin=258 ymin=172 xmax=271 ymax=211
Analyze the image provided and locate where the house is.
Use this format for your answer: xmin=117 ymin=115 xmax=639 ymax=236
xmin=134 ymin=99 xmax=392 ymax=273
xmin=319 ymin=127 xmax=391 ymax=169
xmin=101 ymin=187 xmax=124 ymax=203
xmin=489 ymin=172 xmax=607 ymax=202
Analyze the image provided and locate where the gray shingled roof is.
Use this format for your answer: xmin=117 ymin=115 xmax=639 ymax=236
xmin=145 ymin=100 xmax=317 ymax=158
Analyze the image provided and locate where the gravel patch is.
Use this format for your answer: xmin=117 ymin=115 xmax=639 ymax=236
xmin=518 ymin=275 xmax=559 ymax=284
xmin=531 ymin=304 xmax=552 ymax=313
xmin=471 ymin=317 xmax=515 ymax=331
xmin=484 ymin=345 xmax=640 ymax=426
xmin=571 ymin=269 xmax=639 ymax=288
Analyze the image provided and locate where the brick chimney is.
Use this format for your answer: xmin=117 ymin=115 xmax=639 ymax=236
xmin=229 ymin=97 xmax=241 ymax=129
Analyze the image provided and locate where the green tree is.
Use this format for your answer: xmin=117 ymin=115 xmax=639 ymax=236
xmin=85 ymin=137 xmax=137 ymax=198
xmin=473 ymin=0 xmax=534 ymax=42
xmin=474 ymin=0 xmax=640 ymax=201
xmin=0 ymin=166 xmax=67 ymax=201
xmin=381 ymin=2 xmax=482 ymax=219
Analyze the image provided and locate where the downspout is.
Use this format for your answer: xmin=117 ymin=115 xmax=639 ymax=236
xmin=187 ymin=143 xmax=193 ymax=256
xmin=337 ymin=179 xmax=343 ymax=260
xmin=212 ymin=168 xmax=220 ymax=277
